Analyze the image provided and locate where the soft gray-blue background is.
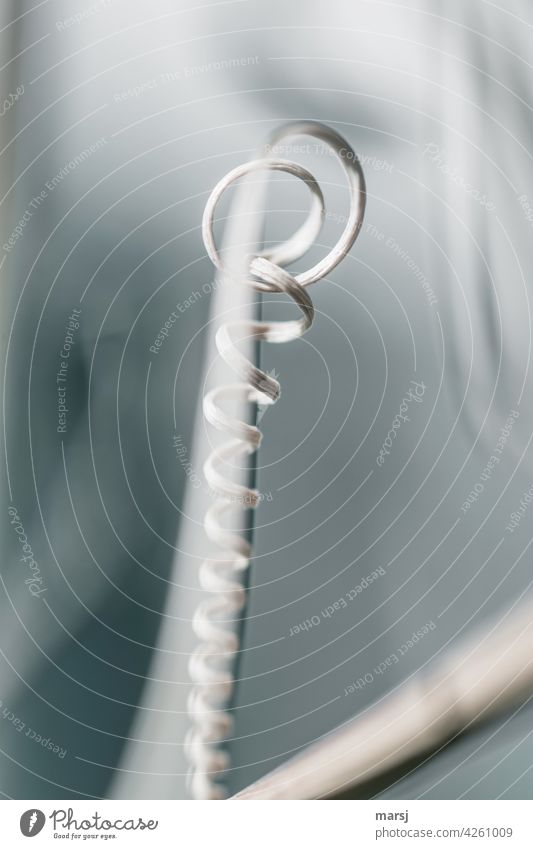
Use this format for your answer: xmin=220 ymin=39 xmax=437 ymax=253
xmin=1 ymin=0 xmax=533 ymax=800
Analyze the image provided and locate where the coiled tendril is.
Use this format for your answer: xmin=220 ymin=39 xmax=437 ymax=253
xmin=186 ymin=121 xmax=366 ymax=799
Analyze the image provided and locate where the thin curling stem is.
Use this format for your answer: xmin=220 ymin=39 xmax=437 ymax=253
xmin=186 ymin=123 xmax=366 ymax=799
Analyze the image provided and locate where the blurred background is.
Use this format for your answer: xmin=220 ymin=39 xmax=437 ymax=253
xmin=1 ymin=0 xmax=533 ymax=800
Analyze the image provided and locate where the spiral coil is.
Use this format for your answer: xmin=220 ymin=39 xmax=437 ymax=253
xmin=186 ymin=122 xmax=366 ymax=799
